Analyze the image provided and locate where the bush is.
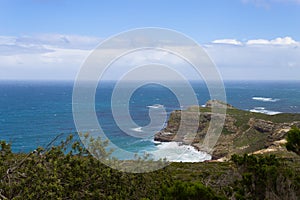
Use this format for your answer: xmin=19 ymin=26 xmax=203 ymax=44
xmin=286 ymin=127 xmax=300 ymax=155
xmin=160 ymin=181 xmax=226 ymax=200
xmin=0 ymin=134 xmax=172 ymax=199
xmin=230 ymin=154 xmax=300 ymax=199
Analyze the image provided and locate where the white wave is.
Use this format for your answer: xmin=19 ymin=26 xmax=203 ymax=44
xmin=131 ymin=127 xmax=143 ymax=132
xmin=147 ymin=104 xmax=164 ymax=109
xmin=153 ymin=140 xmax=162 ymax=145
xmin=150 ymin=142 xmax=211 ymax=162
xmin=250 ymin=107 xmax=281 ymax=115
xmin=252 ymin=97 xmax=279 ymax=102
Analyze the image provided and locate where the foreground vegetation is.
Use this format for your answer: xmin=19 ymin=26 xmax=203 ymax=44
xmin=0 ymin=129 xmax=300 ymax=199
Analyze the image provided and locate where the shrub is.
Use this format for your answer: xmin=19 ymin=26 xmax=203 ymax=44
xmin=160 ymin=181 xmax=226 ymax=200
xmin=286 ymin=127 xmax=300 ymax=155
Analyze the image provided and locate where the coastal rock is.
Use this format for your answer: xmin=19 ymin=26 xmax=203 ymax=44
xmin=249 ymin=118 xmax=274 ymax=133
xmin=205 ymin=100 xmax=235 ymax=109
xmin=154 ymin=100 xmax=300 ymax=160
xmin=154 ymin=131 xmax=176 ymax=142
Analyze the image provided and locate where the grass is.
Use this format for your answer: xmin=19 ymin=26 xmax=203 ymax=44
xmin=233 ymin=129 xmax=267 ymax=153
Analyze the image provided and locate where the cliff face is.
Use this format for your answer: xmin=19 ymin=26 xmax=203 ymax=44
xmin=154 ymin=100 xmax=300 ymax=160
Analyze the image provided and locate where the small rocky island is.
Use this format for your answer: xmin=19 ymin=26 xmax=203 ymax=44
xmin=155 ymin=100 xmax=300 ymax=160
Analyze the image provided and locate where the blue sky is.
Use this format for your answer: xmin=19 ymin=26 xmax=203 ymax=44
xmin=0 ymin=0 xmax=300 ymax=80
xmin=1 ymin=0 xmax=300 ymax=41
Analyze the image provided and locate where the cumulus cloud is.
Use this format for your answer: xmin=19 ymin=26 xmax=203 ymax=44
xmin=212 ymin=39 xmax=242 ymax=45
xmin=246 ymin=37 xmax=298 ymax=45
xmin=211 ymin=36 xmax=299 ymax=46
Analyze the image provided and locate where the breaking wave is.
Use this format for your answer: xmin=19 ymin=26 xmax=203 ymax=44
xmin=131 ymin=127 xmax=143 ymax=132
xmin=250 ymin=107 xmax=281 ymax=115
xmin=252 ymin=97 xmax=280 ymax=102
xmin=147 ymin=104 xmax=164 ymax=109
xmin=150 ymin=142 xmax=211 ymax=162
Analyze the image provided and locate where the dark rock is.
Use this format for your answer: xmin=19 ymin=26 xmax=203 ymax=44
xmin=154 ymin=131 xmax=176 ymax=142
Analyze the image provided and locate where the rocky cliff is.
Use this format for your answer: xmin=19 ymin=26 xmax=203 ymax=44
xmin=154 ymin=100 xmax=300 ymax=160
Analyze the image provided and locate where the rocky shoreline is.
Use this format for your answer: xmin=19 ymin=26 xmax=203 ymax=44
xmin=154 ymin=100 xmax=300 ymax=160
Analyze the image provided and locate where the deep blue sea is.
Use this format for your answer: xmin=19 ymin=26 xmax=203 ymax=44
xmin=0 ymin=80 xmax=299 ymax=161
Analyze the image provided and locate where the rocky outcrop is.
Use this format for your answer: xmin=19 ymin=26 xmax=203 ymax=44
xmin=249 ymin=118 xmax=274 ymax=133
xmin=154 ymin=101 xmax=300 ymax=160
xmin=205 ymin=99 xmax=234 ymax=109
xmin=155 ymin=131 xmax=176 ymax=142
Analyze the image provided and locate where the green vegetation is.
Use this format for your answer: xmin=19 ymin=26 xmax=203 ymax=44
xmin=231 ymin=154 xmax=280 ymax=199
xmin=0 ymin=134 xmax=222 ymax=199
xmin=160 ymin=181 xmax=226 ymax=200
xmin=159 ymin=104 xmax=300 ymax=159
xmin=286 ymin=127 xmax=300 ymax=155
xmin=0 ymin=134 xmax=300 ymax=199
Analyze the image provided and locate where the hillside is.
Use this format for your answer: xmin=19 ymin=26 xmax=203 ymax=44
xmin=155 ymin=100 xmax=300 ymax=160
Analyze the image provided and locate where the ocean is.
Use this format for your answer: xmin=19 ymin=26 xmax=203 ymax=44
xmin=0 ymin=80 xmax=300 ymax=162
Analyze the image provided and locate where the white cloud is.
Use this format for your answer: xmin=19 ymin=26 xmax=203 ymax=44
xmin=0 ymin=34 xmax=192 ymax=80
xmin=13 ymin=34 xmax=102 ymax=50
xmin=212 ymin=39 xmax=242 ymax=45
xmin=0 ymin=34 xmax=299 ymax=80
xmin=211 ymin=36 xmax=299 ymax=46
xmin=246 ymin=39 xmax=270 ymax=45
xmin=246 ymin=37 xmax=298 ymax=45
xmin=0 ymin=36 xmax=16 ymax=45
xmin=0 ymin=34 xmax=100 ymax=80
xmin=206 ymin=36 xmax=300 ymax=80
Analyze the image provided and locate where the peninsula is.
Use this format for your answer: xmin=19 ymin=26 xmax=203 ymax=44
xmin=155 ymin=100 xmax=300 ymax=160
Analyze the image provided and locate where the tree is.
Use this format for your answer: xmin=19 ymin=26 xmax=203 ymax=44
xmin=286 ymin=127 xmax=300 ymax=155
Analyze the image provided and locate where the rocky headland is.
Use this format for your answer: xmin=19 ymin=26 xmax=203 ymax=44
xmin=155 ymin=100 xmax=300 ymax=160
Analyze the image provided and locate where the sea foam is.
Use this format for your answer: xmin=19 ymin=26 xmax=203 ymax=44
xmin=131 ymin=127 xmax=143 ymax=132
xmin=150 ymin=142 xmax=211 ymax=162
xmin=250 ymin=107 xmax=281 ymax=115
xmin=147 ymin=104 xmax=164 ymax=109
xmin=252 ymin=97 xmax=279 ymax=102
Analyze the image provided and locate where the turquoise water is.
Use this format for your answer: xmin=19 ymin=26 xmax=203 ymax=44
xmin=0 ymin=80 xmax=299 ymax=160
